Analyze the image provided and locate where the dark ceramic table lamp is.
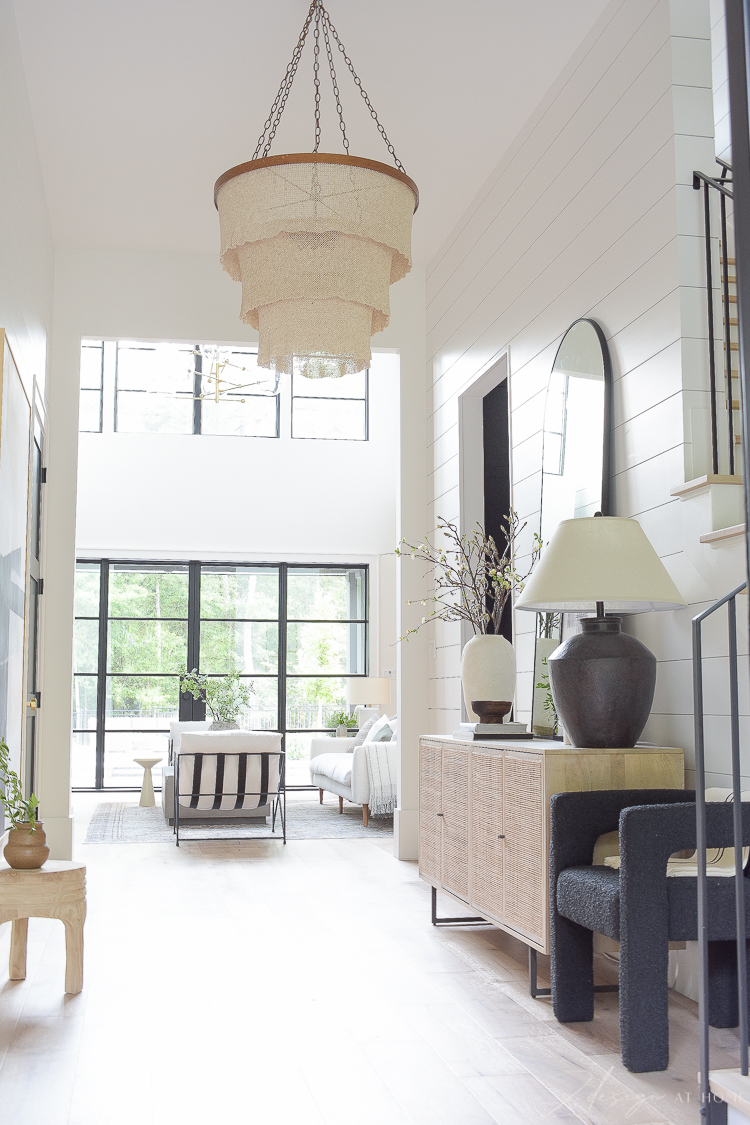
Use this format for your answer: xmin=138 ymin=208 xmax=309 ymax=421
xmin=515 ymin=516 xmax=685 ymax=748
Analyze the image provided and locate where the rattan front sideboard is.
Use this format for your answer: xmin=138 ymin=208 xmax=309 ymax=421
xmin=418 ymin=736 xmax=684 ymax=955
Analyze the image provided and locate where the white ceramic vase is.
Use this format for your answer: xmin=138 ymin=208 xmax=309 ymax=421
xmin=460 ymin=634 xmax=516 ymax=722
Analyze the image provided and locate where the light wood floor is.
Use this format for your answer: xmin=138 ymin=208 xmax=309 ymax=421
xmin=0 ymin=795 xmax=743 ymax=1125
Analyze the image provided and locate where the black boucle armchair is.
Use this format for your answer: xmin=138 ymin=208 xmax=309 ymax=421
xmin=550 ymin=789 xmax=750 ymax=1073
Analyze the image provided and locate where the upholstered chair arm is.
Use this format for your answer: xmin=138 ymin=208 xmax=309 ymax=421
xmin=351 ymin=744 xmax=372 ymax=804
xmin=549 ymin=789 xmax=690 ymax=887
xmin=309 ymin=737 xmax=350 ymax=759
xmin=619 ymin=798 xmax=750 ymax=874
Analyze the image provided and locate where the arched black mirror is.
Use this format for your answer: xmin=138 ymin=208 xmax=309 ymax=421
xmin=531 ymin=318 xmax=612 ymax=737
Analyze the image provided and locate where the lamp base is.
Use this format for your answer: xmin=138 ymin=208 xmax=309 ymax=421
xmin=548 ymin=615 xmax=656 ymax=748
xmin=355 ymin=706 xmax=381 ymax=730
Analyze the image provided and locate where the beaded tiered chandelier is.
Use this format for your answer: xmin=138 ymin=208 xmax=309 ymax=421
xmin=214 ymin=0 xmax=418 ymax=382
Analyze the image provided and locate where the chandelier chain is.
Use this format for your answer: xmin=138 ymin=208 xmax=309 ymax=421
xmin=313 ymin=7 xmax=322 ymax=152
xmin=253 ymin=2 xmax=316 ymax=160
xmin=323 ymin=8 xmax=405 ymax=172
xmin=251 ymin=0 xmax=405 ymax=172
xmin=322 ymin=19 xmax=349 ymax=154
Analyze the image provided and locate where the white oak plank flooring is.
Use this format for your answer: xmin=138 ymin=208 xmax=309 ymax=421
xmin=0 ymin=795 xmax=741 ymax=1124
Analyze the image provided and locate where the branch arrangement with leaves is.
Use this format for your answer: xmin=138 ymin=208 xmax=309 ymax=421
xmin=0 ymin=738 xmax=38 ymax=830
xmin=395 ymin=512 xmax=541 ymax=640
xmin=179 ymin=670 xmax=254 ymax=722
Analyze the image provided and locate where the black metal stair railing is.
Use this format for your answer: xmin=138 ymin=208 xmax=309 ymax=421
xmin=693 ymin=160 xmax=738 ymax=477
xmin=695 ymin=3 xmax=750 ymax=1118
xmin=693 ymin=582 xmax=748 ymax=1122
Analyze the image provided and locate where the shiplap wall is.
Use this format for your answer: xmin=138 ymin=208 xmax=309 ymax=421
xmin=710 ymin=0 xmax=730 ymax=162
xmin=424 ymin=0 xmax=746 ymax=787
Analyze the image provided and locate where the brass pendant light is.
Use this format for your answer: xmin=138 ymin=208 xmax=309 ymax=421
xmin=214 ymin=0 xmax=418 ymax=382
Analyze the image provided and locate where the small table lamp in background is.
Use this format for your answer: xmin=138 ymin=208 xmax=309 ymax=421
xmin=346 ymin=677 xmax=392 ymax=730
xmin=515 ymin=516 xmax=685 ymax=747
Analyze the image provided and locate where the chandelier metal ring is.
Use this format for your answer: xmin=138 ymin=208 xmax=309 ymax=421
xmin=214 ymin=152 xmax=419 ymax=212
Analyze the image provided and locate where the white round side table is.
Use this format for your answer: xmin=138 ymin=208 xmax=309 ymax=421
xmin=134 ymin=757 xmax=162 ymax=807
xmin=0 ymin=860 xmax=86 ymax=993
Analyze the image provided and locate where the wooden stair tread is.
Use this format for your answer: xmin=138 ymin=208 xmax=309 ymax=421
xmin=700 ymin=523 xmax=745 ymax=544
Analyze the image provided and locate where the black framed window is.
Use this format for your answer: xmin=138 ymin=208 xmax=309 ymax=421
xmin=73 ymin=561 xmax=368 ymax=790
xmin=79 ymin=340 xmax=280 ymax=438
xmin=115 ymin=342 xmax=195 ymax=434
xmin=198 ymin=347 xmax=279 ymax=437
xmin=292 ymin=367 xmax=368 ymax=440
xmin=79 ymin=341 xmax=104 ymax=433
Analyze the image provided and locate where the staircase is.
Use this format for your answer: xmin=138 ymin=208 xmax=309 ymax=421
xmin=723 ymin=250 xmax=742 ymax=464
xmin=694 ymin=160 xmax=741 ymax=476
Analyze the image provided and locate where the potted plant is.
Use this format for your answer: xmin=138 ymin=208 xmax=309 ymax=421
xmin=396 ymin=512 xmax=541 ymax=721
xmin=327 ymin=709 xmax=357 ymax=737
xmin=0 ymin=738 xmax=47 ymax=869
xmin=179 ymin=670 xmax=254 ymax=730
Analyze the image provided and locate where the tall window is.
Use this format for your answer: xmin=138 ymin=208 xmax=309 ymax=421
xmin=80 ymin=338 xmax=371 ymax=439
xmin=115 ymin=342 xmax=195 ymax=433
xmin=80 ymin=340 xmax=280 ymax=438
xmin=73 ymin=562 xmax=368 ymax=790
xmin=79 ymin=341 xmax=104 ymax=433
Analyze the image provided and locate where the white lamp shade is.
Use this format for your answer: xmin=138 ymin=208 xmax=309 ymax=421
xmin=346 ymin=677 xmax=392 ymax=706
xmin=515 ymin=517 xmax=686 ymax=613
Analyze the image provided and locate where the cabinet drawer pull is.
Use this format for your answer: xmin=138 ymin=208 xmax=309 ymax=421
xmin=497 ymin=834 xmax=505 ymax=839
xmin=436 ymin=812 xmax=444 ymax=817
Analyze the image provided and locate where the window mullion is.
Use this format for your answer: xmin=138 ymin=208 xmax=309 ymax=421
xmin=279 ymin=564 xmax=287 ymax=754
xmin=193 ymin=345 xmax=202 ymax=435
xmin=182 ymin=562 xmax=203 ymax=720
xmin=95 ymin=560 xmax=109 ymax=790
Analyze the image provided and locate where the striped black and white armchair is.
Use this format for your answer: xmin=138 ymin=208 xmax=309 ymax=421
xmin=174 ymin=730 xmax=285 ymax=846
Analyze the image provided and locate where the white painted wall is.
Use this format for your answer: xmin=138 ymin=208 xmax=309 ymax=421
xmin=710 ymin=0 xmax=730 ymax=162
xmin=0 ymin=1 xmax=75 ymax=856
xmin=75 ymin=354 xmax=399 ymax=561
xmin=0 ymin=0 xmax=53 ymax=392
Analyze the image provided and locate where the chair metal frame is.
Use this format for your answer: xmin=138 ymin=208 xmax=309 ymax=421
xmin=173 ymin=749 xmax=286 ymax=846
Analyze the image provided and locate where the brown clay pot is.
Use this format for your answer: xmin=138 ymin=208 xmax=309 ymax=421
xmin=4 ymin=822 xmax=50 ymax=870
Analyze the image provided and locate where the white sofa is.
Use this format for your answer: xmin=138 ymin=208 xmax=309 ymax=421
xmin=309 ymin=726 xmax=397 ymax=826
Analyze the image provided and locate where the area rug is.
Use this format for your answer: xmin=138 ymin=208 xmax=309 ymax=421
xmin=84 ymin=800 xmax=393 ymax=843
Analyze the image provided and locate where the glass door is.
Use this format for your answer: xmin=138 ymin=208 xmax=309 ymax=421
xmin=284 ymin=567 xmax=367 ymax=785
xmin=73 ymin=560 xmax=369 ymax=790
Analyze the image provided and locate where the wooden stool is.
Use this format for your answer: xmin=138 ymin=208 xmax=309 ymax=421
xmin=0 ymin=861 xmax=86 ymax=994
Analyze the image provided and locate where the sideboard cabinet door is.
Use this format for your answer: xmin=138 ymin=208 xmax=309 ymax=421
xmin=469 ymin=751 xmax=504 ymax=922
xmin=441 ymin=746 xmax=470 ymax=902
xmin=419 ymin=741 xmax=442 ymax=883
xmin=502 ymin=753 xmax=545 ymax=944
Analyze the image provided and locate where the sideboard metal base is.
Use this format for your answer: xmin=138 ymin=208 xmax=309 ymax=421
xmin=529 ymin=947 xmax=619 ymax=1000
xmin=430 ymin=885 xmax=488 ymax=927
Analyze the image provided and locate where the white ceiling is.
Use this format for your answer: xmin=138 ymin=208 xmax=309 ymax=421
xmin=14 ymin=0 xmax=610 ymax=266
